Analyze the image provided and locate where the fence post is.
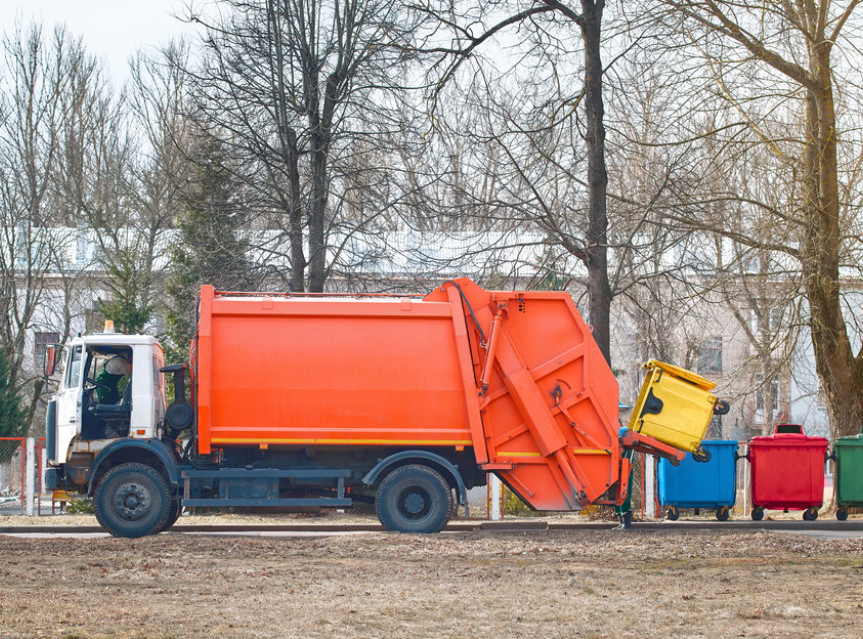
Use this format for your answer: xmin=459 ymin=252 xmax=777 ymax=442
xmin=644 ymin=455 xmax=656 ymax=520
xmin=489 ymin=474 xmax=501 ymax=521
xmin=25 ymin=437 xmax=35 ymax=516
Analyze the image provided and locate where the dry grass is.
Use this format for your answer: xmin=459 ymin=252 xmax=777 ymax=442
xmin=1 ymin=530 xmax=862 ymax=638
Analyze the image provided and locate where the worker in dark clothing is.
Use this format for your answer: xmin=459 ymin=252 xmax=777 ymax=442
xmin=95 ymin=353 xmax=131 ymax=405
xmin=614 ymin=426 xmax=634 ymax=530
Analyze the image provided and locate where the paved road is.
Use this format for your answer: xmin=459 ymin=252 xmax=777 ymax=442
xmin=3 ymin=519 xmax=863 ymax=538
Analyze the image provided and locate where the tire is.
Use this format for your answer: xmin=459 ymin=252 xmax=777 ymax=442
xmin=666 ymin=507 xmax=679 ymax=521
xmin=803 ymin=507 xmax=819 ymax=521
xmin=837 ymin=507 xmax=849 ymax=521
xmin=375 ymin=464 xmax=452 ymax=533
xmin=94 ymin=463 xmax=171 ymax=538
xmin=692 ymin=448 xmax=712 ymax=463
xmin=716 ymin=506 xmax=730 ymax=521
xmin=751 ymin=507 xmax=765 ymax=521
xmin=154 ymin=498 xmax=182 ymax=534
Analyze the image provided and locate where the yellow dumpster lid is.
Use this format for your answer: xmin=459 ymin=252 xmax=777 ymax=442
xmin=643 ymin=359 xmax=717 ymax=391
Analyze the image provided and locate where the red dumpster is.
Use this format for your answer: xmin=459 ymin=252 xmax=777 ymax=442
xmin=747 ymin=424 xmax=828 ymax=521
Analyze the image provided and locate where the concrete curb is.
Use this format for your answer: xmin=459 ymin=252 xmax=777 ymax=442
xmin=2 ymin=519 xmax=862 ymax=534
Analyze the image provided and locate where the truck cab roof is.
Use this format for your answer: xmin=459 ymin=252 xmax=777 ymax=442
xmin=71 ymin=334 xmax=161 ymax=348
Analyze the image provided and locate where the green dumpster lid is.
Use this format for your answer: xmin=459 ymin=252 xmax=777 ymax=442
xmin=835 ymin=433 xmax=863 ymax=443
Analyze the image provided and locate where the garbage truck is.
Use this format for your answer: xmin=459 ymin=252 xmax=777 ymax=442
xmin=43 ymin=278 xmax=726 ymax=537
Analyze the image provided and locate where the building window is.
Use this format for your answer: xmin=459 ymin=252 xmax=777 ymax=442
xmin=34 ymin=331 xmax=60 ymax=369
xmin=697 ymin=338 xmax=722 ymax=375
xmin=756 ymin=377 xmax=780 ymax=413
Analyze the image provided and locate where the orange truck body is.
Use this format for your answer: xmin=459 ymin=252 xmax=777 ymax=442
xmin=194 ymin=278 xmax=621 ymax=511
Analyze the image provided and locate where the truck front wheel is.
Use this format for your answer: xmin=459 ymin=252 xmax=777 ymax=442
xmin=376 ymin=464 xmax=452 ymax=533
xmin=154 ymin=498 xmax=182 ymax=534
xmin=94 ymin=463 xmax=171 ymax=538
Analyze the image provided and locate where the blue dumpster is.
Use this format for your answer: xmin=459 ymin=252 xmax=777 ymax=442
xmin=657 ymin=440 xmax=739 ymax=521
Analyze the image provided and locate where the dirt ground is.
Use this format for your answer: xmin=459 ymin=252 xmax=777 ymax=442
xmin=1 ymin=530 xmax=862 ymax=639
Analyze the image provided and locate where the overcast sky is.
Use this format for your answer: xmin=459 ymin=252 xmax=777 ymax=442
xmin=2 ymin=0 xmax=199 ymax=84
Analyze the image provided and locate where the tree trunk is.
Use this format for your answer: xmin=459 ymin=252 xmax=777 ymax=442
xmin=802 ymin=43 xmax=863 ymax=439
xmin=580 ymin=0 xmax=612 ymax=365
xmin=285 ymin=127 xmax=305 ymax=292
xmin=308 ymin=134 xmax=328 ymax=292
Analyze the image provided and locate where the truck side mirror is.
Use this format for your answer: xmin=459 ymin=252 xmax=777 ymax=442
xmin=44 ymin=345 xmax=57 ymax=377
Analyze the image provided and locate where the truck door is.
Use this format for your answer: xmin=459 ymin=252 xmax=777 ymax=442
xmin=53 ymin=345 xmax=84 ymax=463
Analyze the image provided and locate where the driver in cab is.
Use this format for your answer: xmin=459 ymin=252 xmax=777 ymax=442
xmin=95 ymin=353 xmax=131 ymax=405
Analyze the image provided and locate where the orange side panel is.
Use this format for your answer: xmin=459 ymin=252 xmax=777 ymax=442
xmin=196 ymin=293 xmax=477 ymax=454
xmin=194 ymin=279 xmax=621 ymax=513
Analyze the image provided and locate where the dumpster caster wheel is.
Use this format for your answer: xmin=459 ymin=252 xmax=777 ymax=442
xmin=837 ymin=507 xmax=849 ymax=521
xmin=692 ymin=448 xmax=712 ymax=463
xmin=666 ymin=507 xmax=679 ymax=521
xmin=803 ymin=507 xmax=819 ymax=521
xmin=713 ymin=400 xmax=730 ymax=415
xmin=716 ymin=506 xmax=730 ymax=521
xmin=751 ymin=507 xmax=765 ymax=521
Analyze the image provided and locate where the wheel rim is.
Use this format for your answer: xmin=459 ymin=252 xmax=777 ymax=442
xmin=112 ymin=482 xmax=152 ymax=522
xmin=396 ymin=486 xmax=432 ymax=521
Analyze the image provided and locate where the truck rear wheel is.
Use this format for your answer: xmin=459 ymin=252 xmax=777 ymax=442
xmin=94 ymin=463 xmax=171 ymax=538
xmin=376 ymin=464 xmax=452 ymax=533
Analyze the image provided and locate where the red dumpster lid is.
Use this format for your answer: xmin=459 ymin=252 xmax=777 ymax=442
xmin=749 ymin=423 xmax=828 ymax=446
xmin=749 ymin=436 xmax=829 ymax=446
xmin=773 ymin=424 xmax=803 ymax=435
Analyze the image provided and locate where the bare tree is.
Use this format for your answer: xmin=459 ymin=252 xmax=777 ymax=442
xmin=128 ymin=41 xmax=197 ymax=274
xmin=0 ymin=22 xmax=84 ymax=427
xmin=651 ymin=0 xmax=863 ymax=438
xmin=51 ymin=48 xmax=159 ymax=334
xmin=184 ymin=0 xmax=423 ymax=292
xmin=416 ymin=0 xmax=618 ymax=362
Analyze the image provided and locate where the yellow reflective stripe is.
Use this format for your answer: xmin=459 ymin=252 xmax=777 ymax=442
xmin=211 ymin=438 xmax=474 ymax=446
xmin=572 ymin=448 xmax=610 ymax=455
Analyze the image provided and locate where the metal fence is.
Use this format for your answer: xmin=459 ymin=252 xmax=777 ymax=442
xmin=0 ymin=437 xmax=25 ymax=514
xmin=0 ymin=437 xmax=47 ymax=516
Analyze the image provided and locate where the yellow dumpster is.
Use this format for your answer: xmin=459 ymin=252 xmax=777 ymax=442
xmin=628 ymin=360 xmax=724 ymax=460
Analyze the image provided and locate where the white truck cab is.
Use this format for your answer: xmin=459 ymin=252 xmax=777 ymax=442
xmin=47 ymin=333 xmax=167 ymax=466
xmin=43 ymin=331 xmax=186 ymax=538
